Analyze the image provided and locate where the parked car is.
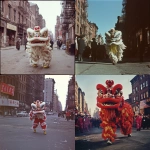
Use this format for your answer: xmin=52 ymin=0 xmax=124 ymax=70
xmin=16 ymin=111 xmax=28 ymax=117
xmin=47 ymin=112 xmax=54 ymax=115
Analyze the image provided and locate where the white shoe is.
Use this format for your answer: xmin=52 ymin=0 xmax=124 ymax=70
xmin=107 ymin=139 xmax=112 ymax=145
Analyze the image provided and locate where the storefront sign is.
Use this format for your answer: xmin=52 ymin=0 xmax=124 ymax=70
xmin=0 ymin=98 xmax=19 ymax=107
xmin=140 ymin=100 xmax=150 ymax=109
xmin=0 ymin=82 xmax=15 ymax=96
xmin=7 ymin=23 xmax=17 ymax=31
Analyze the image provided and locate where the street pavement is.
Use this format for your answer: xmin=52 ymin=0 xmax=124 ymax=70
xmin=0 ymin=114 xmax=75 ymax=150
xmin=75 ymin=127 xmax=150 ymax=150
xmin=75 ymin=61 xmax=150 ymax=75
xmin=1 ymin=44 xmax=74 ymax=74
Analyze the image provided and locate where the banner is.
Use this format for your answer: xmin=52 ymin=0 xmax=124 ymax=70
xmin=140 ymin=100 xmax=150 ymax=109
xmin=0 ymin=83 xmax=15 ymax=96
xmin=0 ymin=99 xmax=19 ymax=107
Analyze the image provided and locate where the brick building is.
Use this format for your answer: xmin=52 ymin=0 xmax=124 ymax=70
xmin=129 ymin=75 xmax=150 ymax=116
xmin=0 ymin=0 xmax=46 ymax=47
xmin=60 ymin=0 xmax=75 ymax=44
xmin=116 ymin=0 xmax=150 ymax=58
xmin=65 ymin=75 xmax=75 ymax=112
xmin=0 ymin=75 xmax=44 ymax=116
xmin=75 ymin=0 xmax=98 ymax=41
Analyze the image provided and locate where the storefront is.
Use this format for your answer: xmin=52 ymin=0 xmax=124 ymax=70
xmin=0 ymin=82 xmax=19 ymax=116
xmin=6 ymin=23 xmax=17 ymax=46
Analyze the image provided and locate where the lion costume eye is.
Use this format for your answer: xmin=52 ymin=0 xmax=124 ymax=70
xmin=42 ymin=31 xmax=48 ymax=38
xmin=28 ymin=33 xmax=33 ymax=38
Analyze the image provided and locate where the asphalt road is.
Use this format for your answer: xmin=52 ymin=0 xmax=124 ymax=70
xmin=1 ymin=44 xmax=74 ymax=74
xmin=0 ymin=114 xmax=75 ymax=150
xmin=75 ymin=61 xmax=150 ymax=75
xmin=75 ymin=127 xmax=150 ymax=150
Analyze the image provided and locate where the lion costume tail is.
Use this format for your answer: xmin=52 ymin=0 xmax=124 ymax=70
xmin=119 ymin=102 xmax=134 ymax=135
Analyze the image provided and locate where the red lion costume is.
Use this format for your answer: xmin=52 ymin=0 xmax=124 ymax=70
xmin=29 ymin=100 xmax=47 ymax=135
xmin=96 ymin=80 xmax=133 ymax=144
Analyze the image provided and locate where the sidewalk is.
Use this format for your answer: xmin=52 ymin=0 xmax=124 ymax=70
xmin=1 ymin=45 xmax=25 ymax=50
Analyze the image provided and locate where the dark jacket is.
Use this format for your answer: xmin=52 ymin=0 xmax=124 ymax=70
xmin=78 ymin=38 xmax=86 ymax=54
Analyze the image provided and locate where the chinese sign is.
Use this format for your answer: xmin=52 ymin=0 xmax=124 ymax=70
xmin=0 ymin=98 xmax=19 ymax=107
xmin=0 ymin=82 xmax=15 ymax=96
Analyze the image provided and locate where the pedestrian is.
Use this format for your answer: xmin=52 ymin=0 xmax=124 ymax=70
xmin=16 ymin=38 xmax=21 ymax=50
xmin=142 ymin=115 xmax=147 ymax=129
xmin=75 ymin=36 xmax=78 ymax=56
xmin=50 ymin=39 xmax=54 ymax=50
xmin=57 ymin=39 xmax=60 ymax=49
xmin=59 ymin=40 xmax=62 ymax=49
xmin=76 ymin=115 xmax=84 ymax=133
xmin=91 ymin=38 xmax=98 ymax=62
xmin=136 ymin=113 xmax=142 ymax=131
xmin=78 ymin=35 xmax=86 ymax=62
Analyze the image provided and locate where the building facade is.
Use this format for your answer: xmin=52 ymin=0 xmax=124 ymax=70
xmin=119 ymin=0 xmax=150 ymax=58
xmin=0 ymin=75 xmax=44 ymax=115
xmin=44 ymin=78 xmax=55 ymax=111
xmin=65 ymin=75 xmax=75 ymax=112
xmin=129 ymin=75 xmax=150 ymax=116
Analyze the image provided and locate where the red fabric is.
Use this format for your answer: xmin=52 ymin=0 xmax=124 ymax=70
xmin=136 ymin=116 xmax=142 ymax=129
xmin=77 ymin=117 xmax=84 ymax=129
xmin=99 ymin=102 xmax=133 ymax=142
xmin=29 ymin=110 xmax=47 ymax=130
xmin=33 ymin=118 xmax=46 ymax=129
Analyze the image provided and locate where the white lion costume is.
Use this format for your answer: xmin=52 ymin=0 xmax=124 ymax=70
xmin=105 ymin=28 xmax=126 ymax=64
xmin=29 ymin=100 xmax=47 ymax=135
xmin=26 ymin=26 xmax=52 ymax=68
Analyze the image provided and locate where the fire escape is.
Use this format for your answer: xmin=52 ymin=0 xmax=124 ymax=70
xmin=61 ymin=0 xmax=75 ymax=32
xmin=81 ymin=0 xmax=88 ymax=36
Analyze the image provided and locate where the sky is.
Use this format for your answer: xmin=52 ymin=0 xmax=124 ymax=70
xmin=76 ymin=75 xmax=136 ymax=116
xmin=45 ymin=75 xmax=72 ymax=110
xmin=88 ymin=0 xmax=123 ymax=39
xmin=30 ymin=1 xmax=61 ymax=35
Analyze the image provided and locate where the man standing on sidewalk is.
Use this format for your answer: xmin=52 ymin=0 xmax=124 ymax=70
xmin=16 ymin=38 xmax=21 ymax=50
xmin=78 ymin=35 xmax=86 ymax=62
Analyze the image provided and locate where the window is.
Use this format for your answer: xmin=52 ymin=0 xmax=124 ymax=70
xmin=136 ymin=96 xmax=138 ymax=101
xmin=0 ymin=0 xmax=4 ymax=12
xmin=140 ymin=84 xmax=143 ymax=90
xmin=143 ymin=93 xmax=146 ymax=99
xmin=141 ymin=94 xmax=143 ymax=99
xmin=133 ymin=97 xmax=135 ymax=102
xmin=8 ymin=5 xmax=11 ymax=19
xmin=143 ymin=82 xmax=145 ymax=88
xmin=146 ymin=92 xmax=148 ymax=98
xmin=14 ymin=9 xmax=16 ymax=21
xmin=146 ymin=81 xmax=148 ymax=87
xmin=140 ymin=76 xmax=142 ymax=80
xmin=135 ymin=87 xmax=138 ymax=92
xmin=133 ymin=89 xmax=135 ymax=94
xmin=19 ymin=12 xmax=20 ymax=23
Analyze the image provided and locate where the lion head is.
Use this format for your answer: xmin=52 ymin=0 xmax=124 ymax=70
xmin=96 ymin=80 xmax=124 ymax=109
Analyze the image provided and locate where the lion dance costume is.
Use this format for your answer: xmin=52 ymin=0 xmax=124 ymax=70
xmin=96 ymin=80 xmax=133 ymax=144
xmin=105 ymin=28 xmax=126 ymax=64
xmin=29 ymin=100 xmax=47 ymax=135
xmin=26 ymin=26 xmax=51 ymax=68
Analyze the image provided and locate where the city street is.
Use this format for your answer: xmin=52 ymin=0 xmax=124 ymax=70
xmin=0 ymin=114 xmax=75 ymax=150
xmin=1 ymin=44 xmax=74 ymax=74
xmin=75 ymin=127 xmax=150 ymax=150
xmin=75 ymin=61 xmax=150 ymax=75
